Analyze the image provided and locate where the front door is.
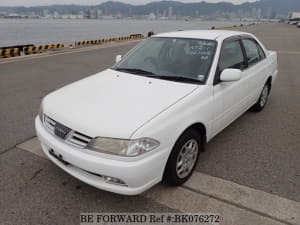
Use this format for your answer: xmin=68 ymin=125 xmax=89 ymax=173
xmin=212 ymin=39 xmax=250 ymax=135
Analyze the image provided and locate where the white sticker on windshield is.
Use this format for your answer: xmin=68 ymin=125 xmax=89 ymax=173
xmin=198 ymin=75 xmax=206 ymax=81
xmin=186 ymin=45 xmax=212 ymax=56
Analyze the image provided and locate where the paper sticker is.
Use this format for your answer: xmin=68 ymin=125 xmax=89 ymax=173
xmin=198 ymin=75 xmax=206 ymax=81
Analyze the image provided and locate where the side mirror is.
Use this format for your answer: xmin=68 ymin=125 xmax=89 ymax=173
xmin=220 ymin=69 xmax=242 ymax=82
xmin=115 ymin=55 xmax=122 ymax=63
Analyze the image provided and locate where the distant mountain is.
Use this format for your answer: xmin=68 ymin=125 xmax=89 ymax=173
xmin=0 ymin=0 xmax=300 ymax=18
xmin=247 ymin=0 xmax=300 ymax=15
xmin=130 ymin=1 xmax=232 ymax=16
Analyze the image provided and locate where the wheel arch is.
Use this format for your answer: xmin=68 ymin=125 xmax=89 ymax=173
xmin=162 ymin=122 xmax=207 ymax=184
xmin=266 ymin=76 xmax=272 ymax=93
xmin=178 ymin=122 xmax=207 ymax=152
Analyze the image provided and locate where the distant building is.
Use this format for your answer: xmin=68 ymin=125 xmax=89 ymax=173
xmin=53 ymin=11 xmax=60 ymax=19
xmin=43 ymin=9 xmax=49 ymax=17
xmin=290 ymin=12 xmax=300 ymax=20
xmin=251 ymin=8 xmax=262 ymax=19
xmin=97 ymin=9 xmax=103 ymax=18
xmin=265 ymin=7 xmax=275 ymax=19
xmin=256 ymin=8 xmax=262 ymax=19
xmin=89 ymin=8 xmax=98 ymax=19
xmin=61 ymin=14 xmax=84 ymax=19
xmin=148 ymin=13 xmax=156 ymax=20
xmin=168 ymin=7 xmax=173 ymax=18
xmin=5 ymin=14 xmax=22 ymax=19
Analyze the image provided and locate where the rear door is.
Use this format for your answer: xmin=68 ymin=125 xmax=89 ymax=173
xmin=240 ymin=38 xmax=269 ymax=104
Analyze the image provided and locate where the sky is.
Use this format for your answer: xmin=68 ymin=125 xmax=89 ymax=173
xmin=0 ymin=0 xmax=258 ymax=7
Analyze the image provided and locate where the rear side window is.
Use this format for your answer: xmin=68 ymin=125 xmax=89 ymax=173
xmin=242 ymin=39 xmax=265 ymax=67
xmin=219 ymin=40 xmax=246 ymax=71
xmin=257 ymin=44 xmax=266 ymax=59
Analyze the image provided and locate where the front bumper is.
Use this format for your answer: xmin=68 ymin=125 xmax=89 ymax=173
xmin=35 ymin=117 xmax=170 ymax=195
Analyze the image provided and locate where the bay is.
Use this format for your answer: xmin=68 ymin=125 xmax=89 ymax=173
xmin=0 ymin=19 xmax=244 ymax=47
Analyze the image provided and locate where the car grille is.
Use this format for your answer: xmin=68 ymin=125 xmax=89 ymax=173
xmin=43 ymin=115 xmax=92 ymax=148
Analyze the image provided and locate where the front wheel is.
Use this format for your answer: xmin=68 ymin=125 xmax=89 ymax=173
xmin=251 ymin=83 xmax=270 ymax=112
xmin=163 ymin=129 xmax=202 ymax=186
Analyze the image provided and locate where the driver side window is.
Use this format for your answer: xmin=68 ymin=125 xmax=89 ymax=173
xmin=215 ymin=40 xmax=246 ymax=84
xmin=219 ymin=40 xmax=246 ymax=71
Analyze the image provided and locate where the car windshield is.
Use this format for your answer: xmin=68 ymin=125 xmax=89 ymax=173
xmin=112 ymin=37 xmax=217 ymax=84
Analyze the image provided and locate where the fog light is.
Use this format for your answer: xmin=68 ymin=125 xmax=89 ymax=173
xmin=103 ymin=176 xmax=127 ymax=186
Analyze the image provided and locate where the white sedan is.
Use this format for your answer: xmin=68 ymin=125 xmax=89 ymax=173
xmin=36 ymin=30 xmax=278 ymax=195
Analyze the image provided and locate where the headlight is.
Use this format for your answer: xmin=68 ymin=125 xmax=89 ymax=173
xmin=87 ymin=137 xmax=160 ymax=157
xmin=39 ymin=104 xmax=44 ymax=122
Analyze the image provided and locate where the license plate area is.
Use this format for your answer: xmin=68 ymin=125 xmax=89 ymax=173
xmin=49 ymin=149 xmax=70 ymax=166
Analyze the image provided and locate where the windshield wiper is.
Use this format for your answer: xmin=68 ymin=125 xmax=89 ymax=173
xmin=114 ymin=67 xmax=155 ymax=75
xmin=148 ymin=75 xmax=202 ymax=84
xmin=114 ymin=68 xmax=202 ymax=84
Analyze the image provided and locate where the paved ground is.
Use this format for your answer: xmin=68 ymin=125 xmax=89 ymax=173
xmin=0 ymin=41 xmax=137 ymax=153
xmin=196 ymin=23 xmax=300 ymax=201
xmin=0 ymin=23 xmax=299 ymax=225
xmin=0 ymin=148 xmax=179 ymax=225
xmin=2 ymin=137 xmax=299 ymax=225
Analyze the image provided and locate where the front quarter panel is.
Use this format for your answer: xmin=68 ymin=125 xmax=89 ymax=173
xmin=130 ymin=85 xmax=214 ymax=158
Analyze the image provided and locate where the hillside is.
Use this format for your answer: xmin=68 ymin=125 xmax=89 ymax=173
xmin=1 ymin=0 xmax=300 ymax=18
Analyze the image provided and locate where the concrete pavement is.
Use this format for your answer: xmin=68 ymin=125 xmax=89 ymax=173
xmin=0 ymin=41 xmax=138 ymax=153
xmin=0 ymin=148 xmax=178 ymax=225
xmin=195 ymin=23 xmax=300 ymax=202
xmin=17 ymin=137 xmax=300 ymax=225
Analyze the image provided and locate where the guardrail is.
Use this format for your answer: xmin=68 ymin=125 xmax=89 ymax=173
xmin=0 ymin=48 xmax=21 ymax=58
xmin=23 ymin=44 xmax=64 ymax=55
xmin=75 ymin=34 xmax=144 ymax=47
xmin=0 ymin=33 xmax=145 ymax=59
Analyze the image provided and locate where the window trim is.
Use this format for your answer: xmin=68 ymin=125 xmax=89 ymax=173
xmin=213 ymin=36 xmax=247 ymax=85
xmin=240 ymin=38 xmax=266 ymax=69
xmin=241 ymin=37 xmax=267 ymax=69
xmin=239 ymin=34 xmax=266 ymax=58
xmin=257 ymin=42 xmax=266 ymax=59
xmin=213 ymin=35 xmax=267 ymax=85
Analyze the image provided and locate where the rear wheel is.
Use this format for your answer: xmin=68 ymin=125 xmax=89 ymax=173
xmin=163 ymin=129 xmax=202 ymax=185
xmin=251 ymin=82 xmax=270 ymax=112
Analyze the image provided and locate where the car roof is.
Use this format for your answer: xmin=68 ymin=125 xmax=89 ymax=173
xmin=154 ymin=30 xmax=250 ymax=41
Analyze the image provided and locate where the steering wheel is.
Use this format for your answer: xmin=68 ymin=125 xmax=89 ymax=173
xmin=144 ymin=56 xmax=159 ymax=73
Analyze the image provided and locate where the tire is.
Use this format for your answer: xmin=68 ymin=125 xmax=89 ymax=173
xmin=163 ymin=129 xmax=202 ymax=186
xmin=251 ymin=82 xmax=270 ymax=112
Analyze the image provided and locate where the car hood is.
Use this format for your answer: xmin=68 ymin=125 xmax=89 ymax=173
xmin=43 ymin=69 xmax=198 ymax=138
